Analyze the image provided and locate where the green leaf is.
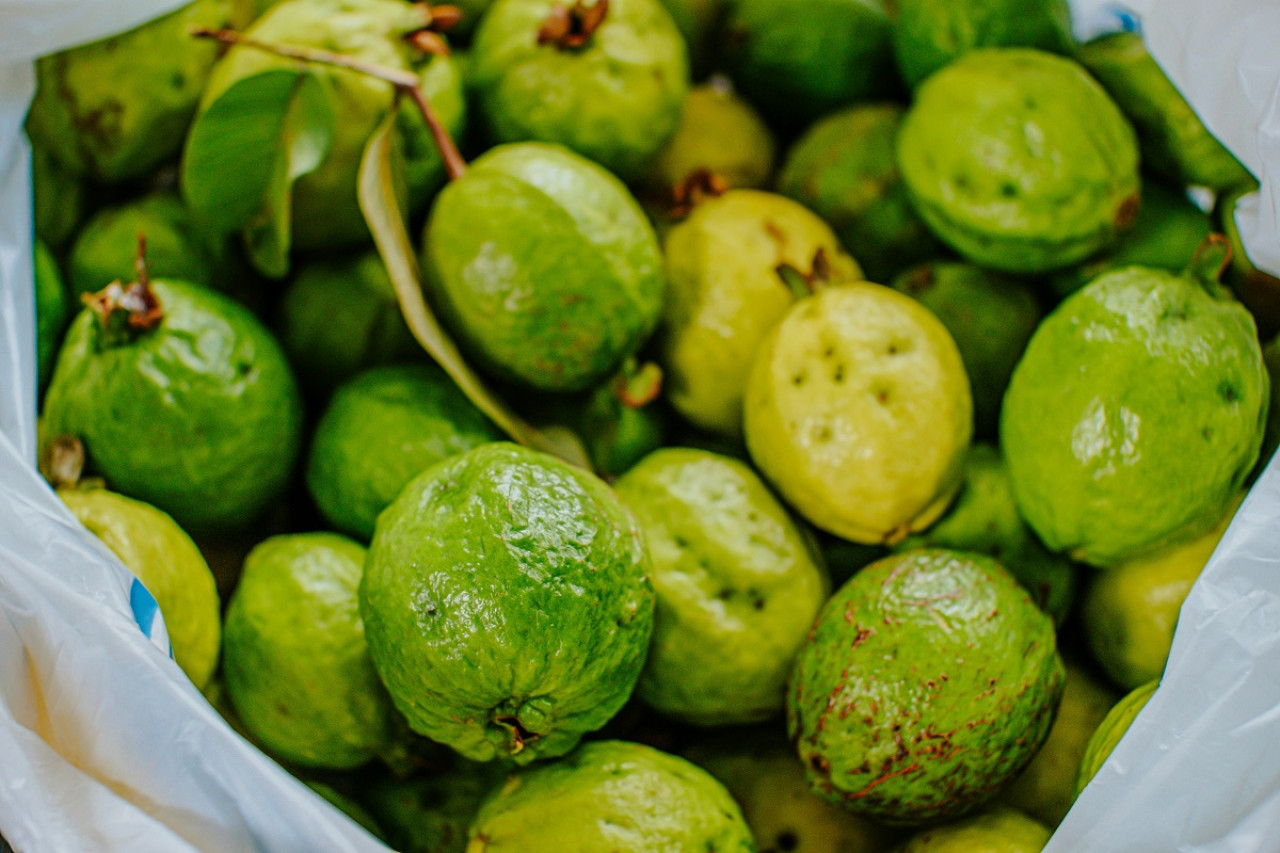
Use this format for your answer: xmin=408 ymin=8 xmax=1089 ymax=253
xmin=356 ymin=104 xmax=594 ymax=471
xmin=181 ymin=69 xmax=335 ymax=277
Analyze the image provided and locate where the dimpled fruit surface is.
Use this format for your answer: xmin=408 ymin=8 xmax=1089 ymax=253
xmin=360 ymin=443 xmax=655 ymax=764
xmin=788 ymin=549 xmax=1064 ymax=825
xmin=1001 ymin=266 xmax=1267 ymax=568
xmin=895 ymin=806 xmax=1051 ymax=852
xmin=466 ymin=740 xmax=755 ymax=852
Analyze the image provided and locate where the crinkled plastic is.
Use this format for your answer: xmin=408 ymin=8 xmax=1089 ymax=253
xmin=1 ymin=0 xmax=1279 ymax=850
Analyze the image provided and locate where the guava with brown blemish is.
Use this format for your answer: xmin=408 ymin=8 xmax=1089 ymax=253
xmin=787 ymin=549 xmax=1064 ymax=825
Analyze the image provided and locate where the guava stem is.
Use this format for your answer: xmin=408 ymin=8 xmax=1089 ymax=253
xmin=40 ymin=435 xmax=85 ymax=490
xmin=1189 ymin=233 xmax=1233 ymax=290
xmin=538 ymin=0 xmax=610 ymax=50
xmin=407 ymin=86 xmax=468 ymax=181
xmin=616 ymin=362 xmax=663 ymax=409
xmin=669 ymin=168 xmax=728 ymax=219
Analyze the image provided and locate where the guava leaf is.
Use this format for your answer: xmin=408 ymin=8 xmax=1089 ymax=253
xmin=357 ymin=106 xmax=595 ymax=470
xmin=181 ymin=68 xmax=335 ymax=277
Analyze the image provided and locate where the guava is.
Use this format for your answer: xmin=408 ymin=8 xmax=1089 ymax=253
xmin=59 ymin=486 xmax=221 ymax=690
xmin=1218 ymin=183 xmax=1280 ymax=341
xmin=789 ymin=549 xmax=1064 ymax=825
xmin=743 ymin=283 xmax=972 ymax=545
xmin=898 ymin=48 xmax=1140 ymax=274
xmin=614 ymin=448 xmax=829 ymax=725
xmin=469 ymin=0 xmax=689 ymax=180
xmin=1083 ymin=494 xmax=1244 ymax=690
xmin=307 ymin=783 xmax=386 ymax=839
xmin=658 ymin=0 xmax=723 ymax=75
xmin=35 ymin=240 xmax=71 ymax=393
xmin=363 ymin=760 xmax=506 ymax=853
xmin=306 ymin=363 xmax=503 ymax=541
xmin=423 ymin=142 xmax=665 ymax=393
xmin=895 ymin=445 xmax=1077 ymax=626
xmin=574 ymin=362 xmax=670 ymax=477
xmin=276 ymin=251 xmax=423 ymax=396
xmin=895 ymin=806 xmax=1051 ymax=852
xmin=31 ymin=145 xmax=85 ymax=250
xmin=1075 ymin=680 xmax=1159 ymax=795
xmin=890 ymin=263 xmax=1041 ymax=438
xmin=1001 ymin=262 xmax=1268 ymax=568
xmin=467 ymin=740 xmax=755 ymax=851
xmin=222 ymin=533 xmax=404 ymax=769
xmin=659 ymin=189 xmax=862 ymax=438
xmin=41 ymin=278 xmax=304 ymax=534
xmin=721 ymin=0 xmax=896 ymax=130
xmin=25 ymin=0 xmax=232 ymax=183
xmin=1079 ymin=31 xmax=1253 ymax=193
xmin=199 ymin=0 xmax=467 ymax=251
xmin=892 ymin=0 xmax=1074 ymax=88
xmin=359 ymin=443 xmax=655 ymax=764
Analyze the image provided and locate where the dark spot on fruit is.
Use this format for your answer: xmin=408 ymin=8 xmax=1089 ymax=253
xmin=1000 ymin=182 xmax=1019 ymax=198
xmin=833 ymin=365 xmax=845 ymax=383
xmin=1024 ymin=96 xmax=1038 ymax=109
xmin=1220 ymin=382 xmax=1239 ymax=403
xmin=792 ymin=373 xmax=806 ymax=387
xmin=1203 ymin=427 xmax=1214 ymax=440
xmin=776 ymin=831 xmax=799 ymax=851
xmin=753 ymin=598 xmax=766 ymax=611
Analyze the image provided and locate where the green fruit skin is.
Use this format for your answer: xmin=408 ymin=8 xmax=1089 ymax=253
xmin=1262 ymin=334 xmax=1280 ymax=471
xmin=277 ymin=252 xmax=423 ymax=396
xmin=614 ymin=448 xmax=830 ymax=726
xmin=1001 ymin=266 xmax=1268 ymax=567
xmin=891 ymin=263 xmax=1042 ymax=438
xmin=896 ymin=806 xmax=1051 ymax=852
xmin=363 ymin=761 xmax=506 ymax=853
xmin=42 ymin=280 xmax=304 ymax=534
xmin=32 ymin=146 xmax=86 ymax=250
xmin=895 ymin=445 xmax=1077 ymax=626
xmin=898 ymin=48 xmax=1140 ymax=274
xmin=200 ymin=0 xmax=466 ymax=251
xmin=423 ymin=143 xmax=666 ymax=393
xmin=722 ymin=0 xmax=896 ymax=130
xmin=1074 ymin=679 xmax=1159 ymax=796
xmin=578 ymin=384 xmax=669 ymax=478
xmin=645 ymin=81 xmax=777 ymax=194
xmin=788 ymin=549 xmax=1065 ymax=826
xmin=777 ymin=104 xmax=943 ymax=284
xmin=468 ymin=741 xmax=755 ymax=852
xmin=892 ymin=0 xmax=1075 ymax=88
xmin=360 ymin=443 xmax=656 ymax=764
xmin=306 ymin=363 xmax=504 ymax=541
xmin=307 ymin=783 xmax=386 ymax=840
xmin=1079 ymin=32 xmax=1253 ymax=193
xmin=470 ymin=0 xmax=689 ymax=181
xmin=223 ymin=533 xmax=400 ymax=769
xmin=35 ymin=240 xmax=70 ymax=392
xmin=25 ymin=0 xmax=231 ymax=183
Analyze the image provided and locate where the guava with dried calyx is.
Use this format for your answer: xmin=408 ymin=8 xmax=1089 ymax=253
xmin=363 ymin=759 xmax=506 ymax=853
xmin=788 ymin=549 xmax=1064 ymax=825
xmin=277 ymin=251 xmax=423 ymax=396
xmin=894 ymin=444 xmax=1077 ymax=626
xmin=197 ymin=0 xmax=467 ymax=253
xmin=306 ymin=363 xmax=503 ymax=542
xmin=890 ymin=263 xmax=1041 ymax=438
xmin=469 ymin=0 xmax=689 ymax=181
xmin=743 ymin=282 xmax=971 ymax=545
xmin=898 ymin=48 xmax=1140 ymax=274
xmin=659 ymin=188 xmax=862 ymax=439
xmin=614 ymin=447 xmax=829 ymax=726
xmin=58 ymin=485 xmax=221 ymax=690
xmin=721 ymin=0 xmax=897 ymax=131
xmin=222 ymin=532 xmax=406 ymax=770
xmin=423 ymin=142 xmax=666 ymax=393
xmin=360 ymin=443 xmax=655 ymax=764
xmin=1001 ymin=248 xmax=1268 ymax=568
xmin=25 ymin=0 xmax=232 ymax=183
xmin=35 ymin=241 xmax=71 ymax=393
xmin=777 ymin=103 xmax=943 ymax=284
xmin=1075 ymin=680 xmax=1159 ymax=796
xmin=41 ymin=269 xmax=304 ymax=535
xmin=466 ymin=740 xmax=755 ymax=852
xmin=894 ymin=806 xmax=1051 ymax=852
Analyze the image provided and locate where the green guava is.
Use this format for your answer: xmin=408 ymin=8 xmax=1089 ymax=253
xmin=890 ymin=263 xmax=1041 ymax=437
xmin=1079 ymin=32 xmax=1253 ymax=193
xmin=199 ymin=0 xmax=467 ymax=252
xmin=721 ymin=0 xmax=897 ymax=130
xmin=276 ymin=251 xmax=423 ymax=396
xmin=614 ymin=448 xmax=829 ymax=725
xmin=59 ymin=487 xmax=221 ymax=690
xmin=41 ymin=279 xmax=304 ymax=534
xmin=1075 ymin=680 xmax=1159 ymax=795
xmin=35 ymin=240 xmax=70 ymax=392
xmin=306 ymin=363 xmax=503 ymax=541
xmin=743 ymin=283 xmax=972 ymax=545
xmin=895 ymin=806 xmax=1051 ymax=852
xmin=31 ymin=145 xmax=85 ymax=250
xmin=222 ymin=532 xmax=404 ymax=769
xmin=470 ymin=0 xmax=689 ymax=180
xmin=467 ymin=740 xmax=755 ymax=851
xmin=891 ymin=0 xmax=1075 ymax=88
xmin=788 ymin=549 xmax=1064 ymax=825
xmin=1218 ymin=183 xmax=1280 ymax=341
xmin=1001 ymin=263 xmax=1267 ymax=568
xmin=777 ymin=104 xmax=943 ymax=284
xmin=658 ymin=0 xmax=723 ymax=75
xmin=898 ymin=48 xmax=1140 ymax=274
xmin=659 ymin=189 xmax=863 ymax=438
xmin=363 ymin=760 xmax=506 ymax=853
xmin=895 ymin=445 xmax=1077 ymax=626
xmin=360 ymin=443 xmax=655 ymax=764
xmin=574 ymin=364 xmax=670 ymax=478
xmin=25 ymin=0 xmax=232 ymax=183
xmin=423 ymin=142 xmax=665 ymax=393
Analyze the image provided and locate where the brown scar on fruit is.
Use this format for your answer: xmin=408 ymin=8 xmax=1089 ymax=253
xmin=538 ymin=0 xmax=609 ymax=50
xmin=669 ymin=168 xmax=728 ymax=219
xmin=1116 ymin=192 xmax=1141 ymax=230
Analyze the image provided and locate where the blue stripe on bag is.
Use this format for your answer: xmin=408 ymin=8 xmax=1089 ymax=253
xmin=129 ymin=578 xmax=173 ymax=658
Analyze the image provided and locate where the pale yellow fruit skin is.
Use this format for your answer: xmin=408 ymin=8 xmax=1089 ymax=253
xmin=743 ymin=283 xmax=971 ymax=543
xmin=897 ymin=806 xmax=1050 ymax=852
xmin=646 ymin=81 xmax=777 ymax=192
xmin=660 ymin=190 xmax=862 ymax=438
xmin=59 ymin=488 xmax=221 ymax=690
